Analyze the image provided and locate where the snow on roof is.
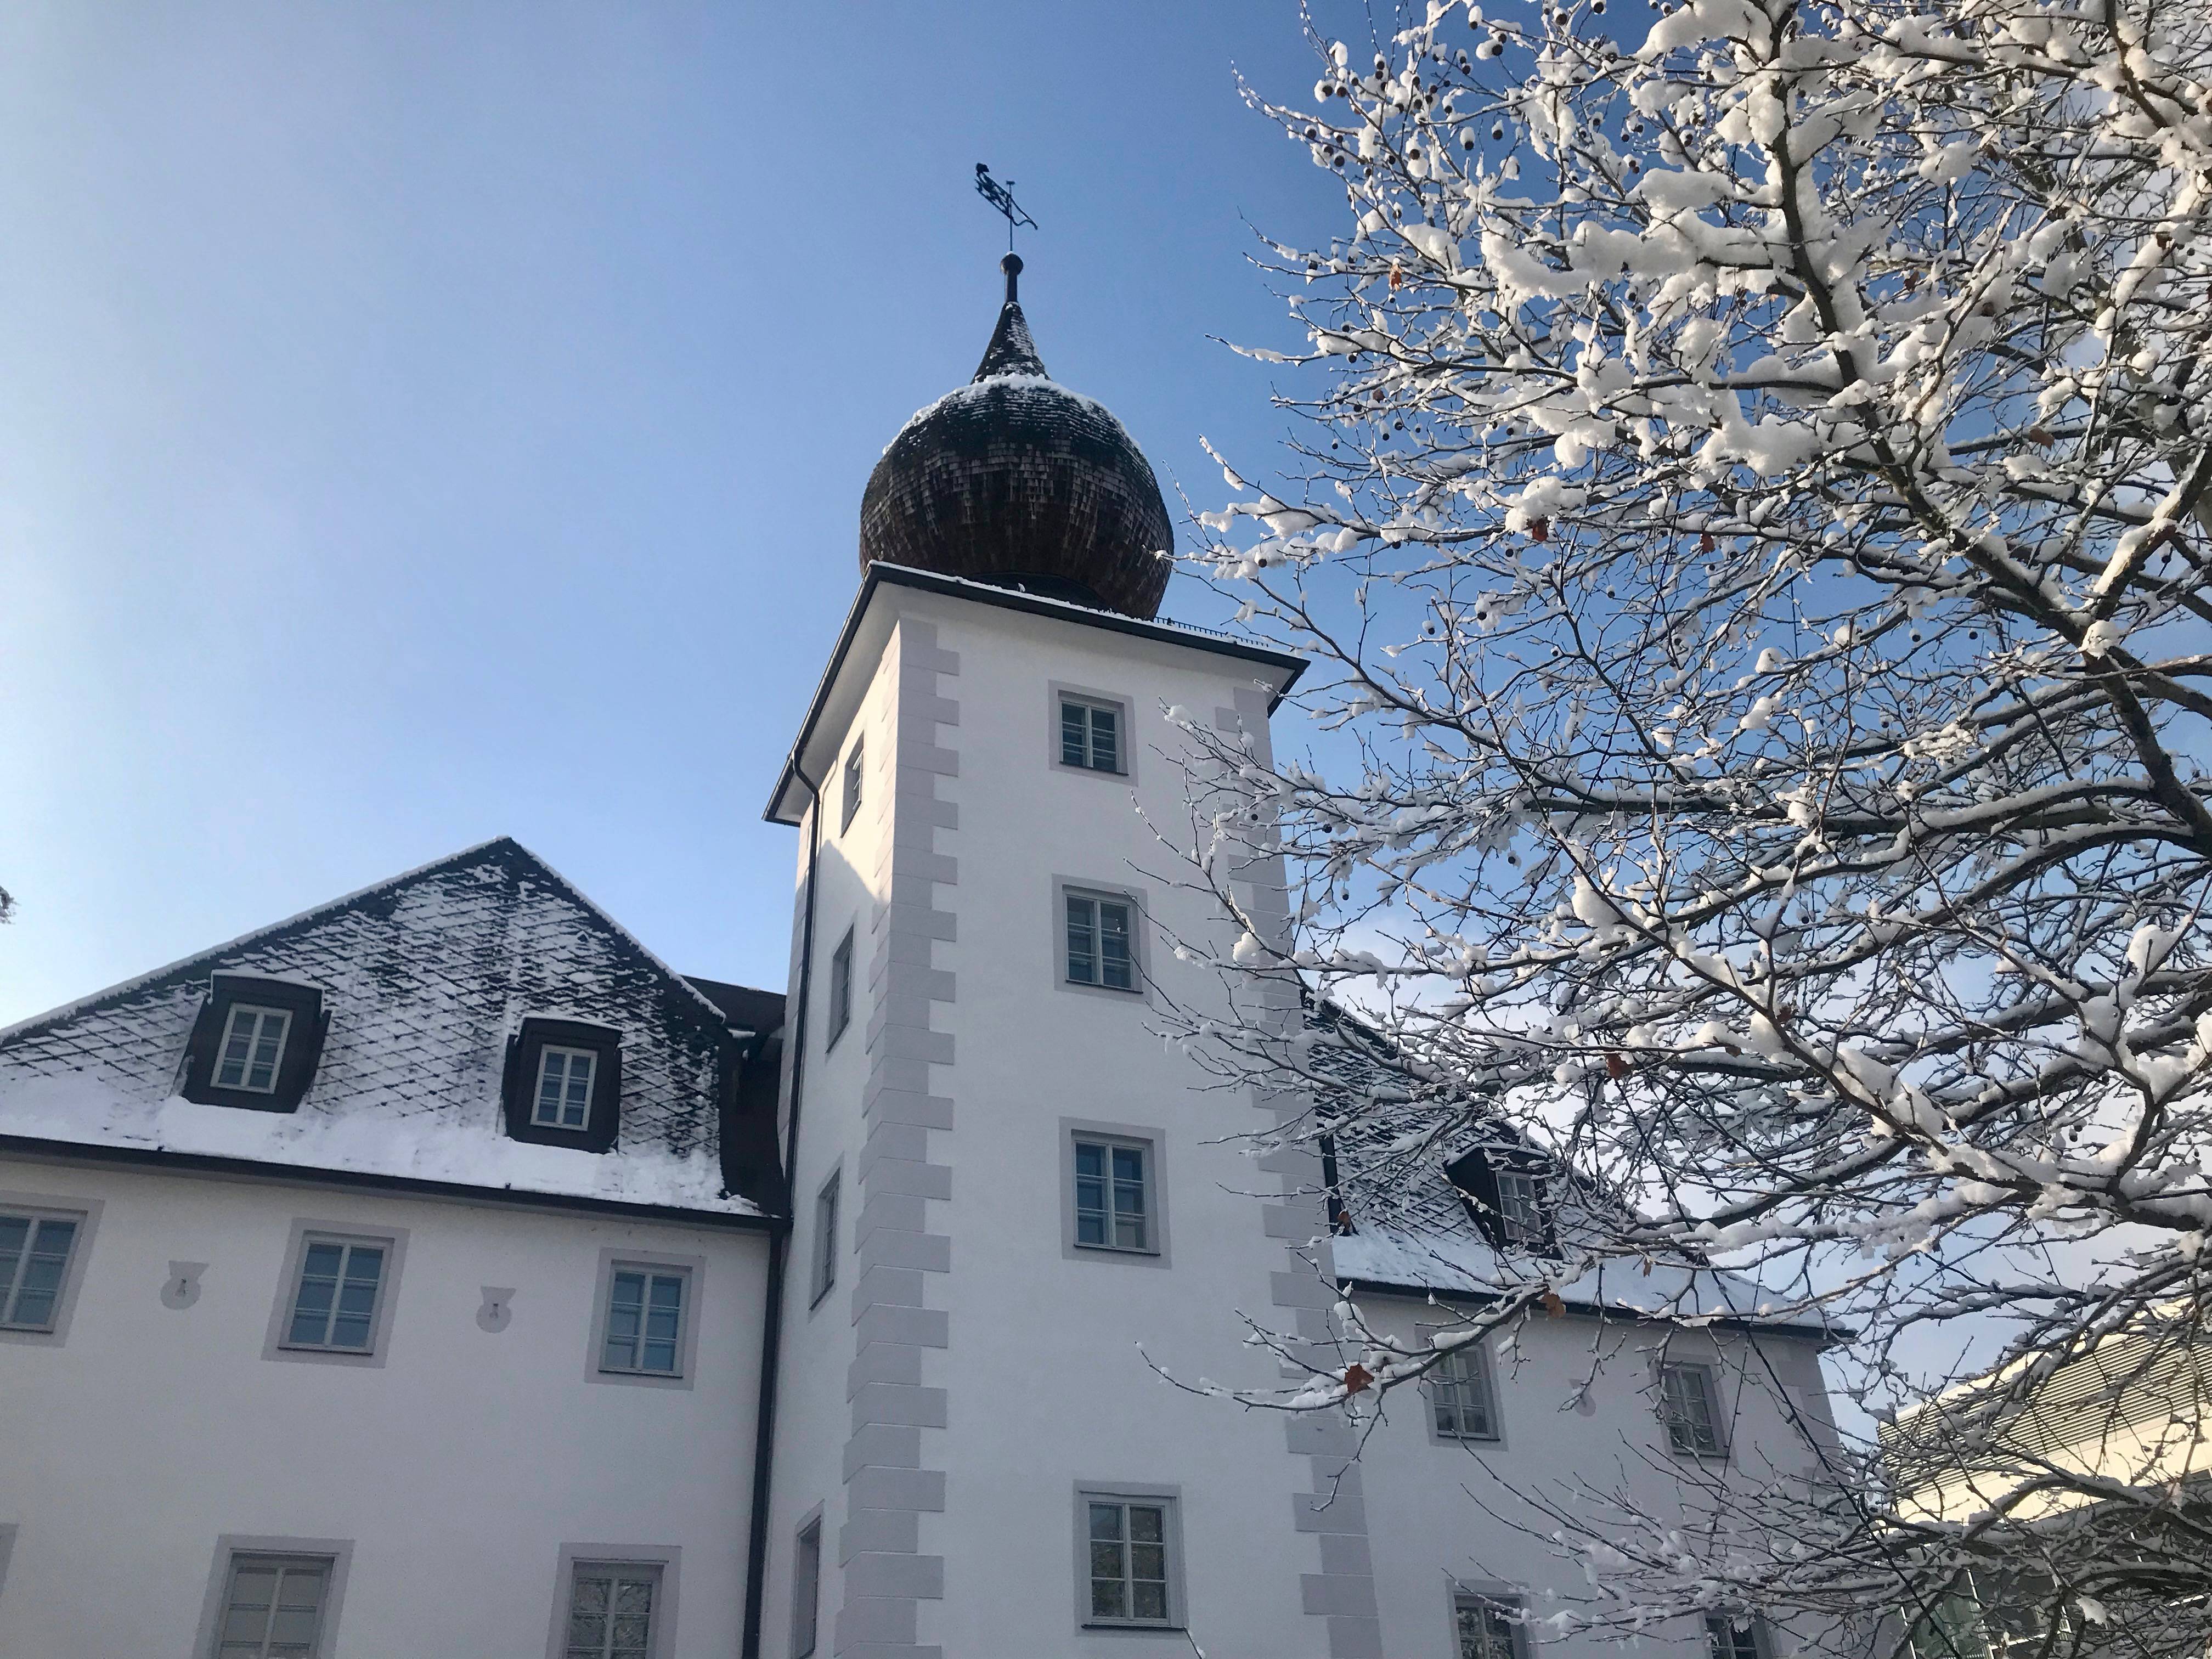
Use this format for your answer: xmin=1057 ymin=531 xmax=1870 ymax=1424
xmin=0 ymin=838 xmax=770 ymax=1219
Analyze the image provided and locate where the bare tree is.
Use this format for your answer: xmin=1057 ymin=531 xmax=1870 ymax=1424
xmin=1167 ymin=0 xmax=2212 ymax=1651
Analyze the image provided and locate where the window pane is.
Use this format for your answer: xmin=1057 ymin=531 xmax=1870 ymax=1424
xmin=604 ymin=1272 xmax=645 ymax=1368
xmin=1092 ymin=1572 xmax=1127 ymax=1621
xmin=1062 ymin=701 xmax=1089 ymax=768
xmin=562 ymin=1053 xmax=593 ymax=1125
xmin=1099 ymin=902 xmax=1133 ymax=989
xmin=1066 ymin=895 xmax=1097 ymax=983
xmin=6 ymin=1217 xmax=74 ymax=1329
xmin=247 ymin=1014 xmax=287 ymax=1091
xmin=1090 ymin=706 xmax=1119 ymax=771
xmin=217 ymin=1013 xmax=258 ymax=1088
xmin=1089 ymin=1501 xmax=1122 ymax=1541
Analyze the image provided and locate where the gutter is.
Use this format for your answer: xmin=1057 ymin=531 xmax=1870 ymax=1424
xmin=740 ymin=761 xmax=824 ymax=1659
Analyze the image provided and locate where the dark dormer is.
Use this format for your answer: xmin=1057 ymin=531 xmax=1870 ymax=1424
xmin=502 ymin=1018 xmax=624 ymax=1153
xmin=179 ymin=974 xmax=329 ymax=1114
xmin=1444 ymin=1144 xmax=1559 ymax=1256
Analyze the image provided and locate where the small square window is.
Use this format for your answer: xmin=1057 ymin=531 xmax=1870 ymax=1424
xmin=791 ymin=1518 xmax=823 ymax=1658
xmin=0 ymin=1211 xmax=81 ymax=1333
xmin=1658 ymin=1359 xmax=1728 ymax=1457
xmin=1060 ymin=696 xmax=1123 ymax=773
xmin=827 ymin=928 xmax=854 ymax=1048
xmin=1427 ymin=1338 xmax=1502 ymax=1442
xmin=1065 ymin=893 xmax=1135 ymax=990
xmin=1708 ymin=1613 xmax=1765 ymax=1659
xmin=533 ymin=1047 xmax=597 ymax=1129
xmin=283 ymin=1238 xmax=388 ymax=1352
xmin=602 ymin=1267 xmax=689 ymax=1376
xmin=810 ymin=1170 xmax=840 ymax=1307
xmin=215 ymin=1004 xmax=292 ymax=1093
xmin=562 ymin=1560 xmax=662 ymax=1659
xmin=1084 ymin=1497 xmax=1177 ymax=1627
xmin=213 ymin=1551 xmax=335 ymax=1658
xmin=842 ymin=740 xmax=864 ymax=832
xmin=1073 ymin=1139 xmax=1150 ymax=1252
xmin=1455 ymin=1592 xmax=1527 ymax=1659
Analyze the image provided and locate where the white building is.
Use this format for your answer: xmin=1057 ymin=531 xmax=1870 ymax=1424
xmin=0 ymin=259 xmax=1838 ymax=1659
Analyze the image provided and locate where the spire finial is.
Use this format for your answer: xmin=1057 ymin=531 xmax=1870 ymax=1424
xmin=1001 ymin=251 xmax=1023 ymax=303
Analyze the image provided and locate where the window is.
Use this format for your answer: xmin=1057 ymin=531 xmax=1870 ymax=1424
xmin=1444 ymin=1147 xmax=1555 ymax=1254
xmin=282 ymin=1238 xmax=387 ymax=1352
xmin=533 ymin=1047 xmax=597 ymax=1129
xmin=1427 ymin=1337 xmax=1502 ymax=1442
xmin=1073 ymin=1139 xmax=1150 ymax=1252
xmin=810 ymin=1170 xmax=840 ymax=1307
xmin=212 ymin=1552 xmax=335 ymax=1658
xmin=1455 ymin=1592 xmax=1527 ymax=1659
xmin=1493 ymin=1171 xmax=1547 ymax=1248
xmin=791 ymin=1517 xmax=823 ymax=1658
xmin=602 ymin=1267 xmax=688 ymax=1376
xmin=1658 ymin=1359 xmax=1728 ymax=1457
xmin=1065 ymin=892 xmax=1135 ymax=990
xmin=215 ymin=1005 xmax=291 ymax=1093
xmin=827 ymin=927 xmax=854 ymax=1048
xmin=1084 ymin=1497 xmax=1176 ymax=1627
xmin=0 ymin=1211 xmax=80 ymax=1332
xmin=1060 ymin=695 xmax=1123 ymax=773
xmin=562 ymin=1561 xmax=662 ymax=1659
xmin=842 ymin=740 xmax=864 ymax=832
xmin=503 ymin=1018 xmax=622 ymax=1151
xmin=1708 ymin=1614 xmax=1765 ymax=1659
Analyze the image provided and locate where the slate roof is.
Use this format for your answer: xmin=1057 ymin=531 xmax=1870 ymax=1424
xmin=0 ymin=838 xmax=780 ymax=1221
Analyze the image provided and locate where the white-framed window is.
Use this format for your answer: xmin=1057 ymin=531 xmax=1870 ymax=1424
xmin=601 ymin=1265 xmax=689 ymax=1376
xmin=791 ymin=1516 xmax=823 ymax=1658
xmin=1059 ymin=695 xmax=1123 ymax=773
xmin=1073 ymin=1138 xmax=1150 ymax=1252
xmin=215 ymin=1004 xmax=292 ymax=1093
xmin=1658 ymin=1359 xmax=1728 ymax=1457
xmin=1455 ymin=1591 xmax=1528 ymax=1659
xmin=533 ymin=1046 xmax=597 ymax=1129
xmin=1494 ymin=1170 xmax=1547 ymax=1248
xmin=1065 ymin=891 xmax=1135 ymax=990
xmin=1707 ymin=1613 xmax=1767 ymax=1659
xmin=1083 ymin=1495 xmax=1177 ymax=1627
xmin=827 ymin=927 xmax=854 ymax=1047
xmin=842 ymin=740 xmax=864 ymax=832
xmin=562 ymin=1560 xmax=663 ymax=1659
xmin=810 ymin=1170 xmax=839 ymax=1307
xmin=281 ymin=1237 xmax=388 ymax=1353
xmin=212 ymin=1551 xmax=336 ymax=1658
xmin=1427 ymin=1337 xmax=1502 ymax=1442
xmin=0 ymin=1210 xmax=81 ymax=1333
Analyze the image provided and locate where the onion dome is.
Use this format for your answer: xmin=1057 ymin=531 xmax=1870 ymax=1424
xmin=859 ymin=254 xmax=1173 ymax=619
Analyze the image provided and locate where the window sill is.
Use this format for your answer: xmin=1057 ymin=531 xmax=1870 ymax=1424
xmin=1062 ymin=977 xmax=1142 ymax=995
xmin=1072 ymin=1242 xmax=1160 ymax=1259
xmin=1055 ymin=761 xmax=1130 ymax=780
xmin=1081 ymin=1623 xmax=1186 ymax=1634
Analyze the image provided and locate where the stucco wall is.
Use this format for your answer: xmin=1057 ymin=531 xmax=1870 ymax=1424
xmin=0 ymin=1154 xmax=768 ymax=1658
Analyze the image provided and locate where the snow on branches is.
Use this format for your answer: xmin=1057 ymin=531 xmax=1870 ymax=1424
xmin=1179 ymin=0 xmax=2212 ymax=1649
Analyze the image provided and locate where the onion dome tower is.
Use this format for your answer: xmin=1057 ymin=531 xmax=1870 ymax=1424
xmin=858 ymin=254 xmax=1174 ymax=619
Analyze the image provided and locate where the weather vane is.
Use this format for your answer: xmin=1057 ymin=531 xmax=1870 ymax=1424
xmin=974 ymin=163 xmax=1037 ymax=252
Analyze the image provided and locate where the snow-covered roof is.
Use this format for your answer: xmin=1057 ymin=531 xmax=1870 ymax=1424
xmin=0 ymin=838 xmax=780 ymax=1222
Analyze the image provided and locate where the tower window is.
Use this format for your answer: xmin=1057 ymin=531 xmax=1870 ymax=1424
xmin=1426 ymin=1335 xmax=1502 ymax=1442
xmin=1073 ymin=1138 xmax=1150 ymax=1252
xmin=1658 ymin=1359 xmax=1728 ymax=1457
xmin=842 ymin=739 xmax=864 ymax=832
xmin=1065 ymin=893 xmax=1135 ymax=990
xmin=1454 ymin=1592 xmax=1527 ymax=1659
xmin=532 ymin=1047 xmax=597 ymax=1129
xmin=791 ymin=1516 xmax=823 ymax=1657
xmin=215 ymin=1005 xmax=292 ymax=1093
xmin=1708 ymin=1614 xmax=1767 ymax=1659
xmin=827 ymin=926 xmax=855 ymax=1047
xmin=1081 ymin=1494 xmax=1181 ymax=1628
xmin=1060 ymin=695 xmax=1124 ymax=773
xmin=810 ymin=1168 xmax=840 ymax=1307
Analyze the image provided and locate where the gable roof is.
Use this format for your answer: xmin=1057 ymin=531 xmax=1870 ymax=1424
xmin=0 ymin=838 xmax=775 ymax=1221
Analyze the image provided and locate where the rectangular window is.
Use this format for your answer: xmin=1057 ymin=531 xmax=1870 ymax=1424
xmin=0 ymin=1211 xmax=80 ymax=1333
xmin=282 ymin=1238 xmax=386 ymax=1352
xmin=810 ymin=1172 xmax=839 ymax=1307
xmin=827 ymin=927 xmax=854 ymax=1047
xmin=1708 ymin=1615 xmax=1764 ymax=1659
xmin=562 ymin=1561 xmax=661 ymax=1659
xmin=1085 ymin=1498 xmax=1175 ymax=1627
xmin=1060 ymin=696 xmax=1122 ymax=773
xmin=1065 ymin=893 xmax=1135 ymax=990
xmin=533 ymin=1047 xmax=597 ymax=1129
xmin=842 ymin=741 xmax=864 ymax=832
xmin=791 ymin=1519 xmax=822 ymax=1658
xmin=601 ymin=1267 xmax=688 ymax=1376
xmin=1073 ymin=1139 xmax=1150 ymax=1252
xmin=1455 ymin=1592 xmax=1526 ymax=1659
xmin=213 ymin=1552 xmax=334 ymax=1658
xmin=1429 ymin=1339 xmax=1502 ymax=1442
xmin=1493 ymin=1170 xmax=1547 ymax=1248
xmin=215 ymin=1004 xmax=292 ymax=1093
xmin=1658 ymin=1360 xmax=1727 ymax=1457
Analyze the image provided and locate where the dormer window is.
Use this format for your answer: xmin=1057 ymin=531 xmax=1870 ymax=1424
xmin=532 ymin=1046 xmax=597 ymax=1129
xmin=503 ymin=1018 xmax=623 ymax=1152
xmin=180 ymin=975 xmax=328 ymax=1114
xmin=1445 ymin=1147 xmax=1558 ymax=1255
xmin=215 ymin=1005 xmax=292 ymax=1094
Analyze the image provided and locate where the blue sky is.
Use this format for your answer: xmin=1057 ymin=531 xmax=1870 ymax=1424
xmin=0 ymin=1 xmax=1345 ymax=1021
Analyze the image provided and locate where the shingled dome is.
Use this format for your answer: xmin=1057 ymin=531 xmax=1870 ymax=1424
xmin=858 ymin=255 xmax=1173 ymax=619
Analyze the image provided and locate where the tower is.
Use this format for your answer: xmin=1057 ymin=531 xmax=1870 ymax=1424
xmin=757 ymin=262 xmax=1362 ymax=1656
